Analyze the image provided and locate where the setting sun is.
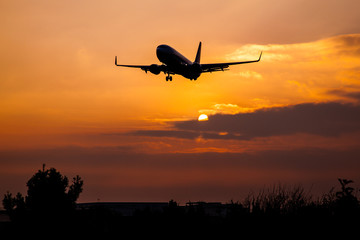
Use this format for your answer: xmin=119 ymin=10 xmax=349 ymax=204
xmin=198 ymin=114 xmax=209 ymax=121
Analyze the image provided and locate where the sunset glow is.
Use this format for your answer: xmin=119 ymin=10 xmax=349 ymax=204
xmin=1 ymin=0 xmax=360 ymax=203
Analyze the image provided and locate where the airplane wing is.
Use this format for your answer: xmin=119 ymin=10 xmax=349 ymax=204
xmin=201 ymin=52 xmax=262 ymax=73
xmin=115 ymin=56 xmax=157 ymax=73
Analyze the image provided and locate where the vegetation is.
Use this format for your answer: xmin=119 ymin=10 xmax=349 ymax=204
xmin=2 ymin=164 xmax=83 ymax=231
xmin=1 ymin=165 xmax=359 ymax=237
xmin=242 ymin=179 xmax=359 ymax=218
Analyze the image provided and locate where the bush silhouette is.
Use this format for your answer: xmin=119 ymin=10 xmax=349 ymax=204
xmin=335 ymin=178 xmax=359 ymax=216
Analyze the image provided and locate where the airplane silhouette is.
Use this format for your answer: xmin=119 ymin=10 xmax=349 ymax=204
xmin=115 ymin=42 xmax=262 ymax=81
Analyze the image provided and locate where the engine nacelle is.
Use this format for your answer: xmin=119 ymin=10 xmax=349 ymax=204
xmin=149 ymin=64 xmax=161 ymax=75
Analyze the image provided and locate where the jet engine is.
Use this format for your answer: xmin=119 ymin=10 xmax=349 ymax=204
xmin=149 ymin=64 xmax=161 ymax=75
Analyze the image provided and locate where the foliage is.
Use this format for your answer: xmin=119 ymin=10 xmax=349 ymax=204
xmin=243 ymin=184 xmax=312 ymax=216
xmin=334 ymin=178 xmax=359 ymax=216
xmin=2 ymin=164 xmax=83 ymax=222
xmin=2 ymin=170 xmax=360 ymax=236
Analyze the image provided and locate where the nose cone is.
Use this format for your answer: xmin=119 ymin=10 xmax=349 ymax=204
xmin=157 ymin=44 xmax=170 ymax=49
xmin=156 ymin=45 xmax=170 ymax=62
xmin=156 ymin=44 xmax=169 ymax=54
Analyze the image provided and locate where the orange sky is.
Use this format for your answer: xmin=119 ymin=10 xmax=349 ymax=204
xmin=1 ymin=0 xmax=360 ymax=203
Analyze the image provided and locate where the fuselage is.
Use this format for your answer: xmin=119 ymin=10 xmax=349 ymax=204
xmin=156 ymin=45 xmax=201 ymax=80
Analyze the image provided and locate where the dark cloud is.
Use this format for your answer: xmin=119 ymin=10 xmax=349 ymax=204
xmin=133 ymin=102 xmax=360 ymax=140
xmin=130 ymin=130 xmax=199 ymax=140
xmin=327 ymin=89 xmax=360 ymax=101
xmin=326 ymin=34 xmax=360 ymax=59
xmin=130 ymin=129 xmax=239 ymax=140
xmin=338 ymin=34 xmax=359 ymax=45
xmin=178 ymin=102 xmax=360 ymax=139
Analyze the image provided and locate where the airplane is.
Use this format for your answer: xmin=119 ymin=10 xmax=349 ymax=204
xmin=115 ymin=42 xmax=262 ymax=81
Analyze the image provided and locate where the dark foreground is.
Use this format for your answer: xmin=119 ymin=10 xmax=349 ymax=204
xmin=1 ymin=200 xmax=359 ymax=238
xmin=2 ymin=177 xmax=359 ymax=238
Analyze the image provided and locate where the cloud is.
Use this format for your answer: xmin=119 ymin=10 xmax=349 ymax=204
xmin=228 ymin=34 xmax=360 ymax=63
xmin=332 ymin=34 xmax=360 ymax=56
xmin=233 ymin=71 xmax=263 ymax=79
xmin=133 ymin=102 xmax=360 ymax=141
xmin=327 ymin=89 xmax=360 ymax=102
xmin=131 ymin=130 xmax=199 ymax=140
xmin=215 ymin=33 xmax=360 ymax=110
xmin=198 ymin=103 xmax=245 ymax=116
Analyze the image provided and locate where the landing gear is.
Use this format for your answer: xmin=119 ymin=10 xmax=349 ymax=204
xmin=166 ymin=75 xmax=172 ymax=81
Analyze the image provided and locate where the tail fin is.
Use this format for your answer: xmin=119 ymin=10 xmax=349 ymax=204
xmin=194 ymin=42 xmax=202 ymax=64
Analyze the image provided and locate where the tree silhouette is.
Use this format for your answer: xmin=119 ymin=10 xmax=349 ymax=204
xmin=2 ymin=164 xmax=83 ymax=222
xmin=26 ymin=164 xmax=83 ymax=216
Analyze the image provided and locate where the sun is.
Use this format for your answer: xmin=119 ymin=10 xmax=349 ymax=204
xmin=198 ymin=114 xmax=209 ymax=121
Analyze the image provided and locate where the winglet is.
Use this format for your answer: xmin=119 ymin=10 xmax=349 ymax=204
xmin=115 ymin=56 xmax=118 ymax=66
xmin=258 ymin=51 xmax=263 ymax=61
xmin=194 ymin=42 xmax=202 ymax=64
